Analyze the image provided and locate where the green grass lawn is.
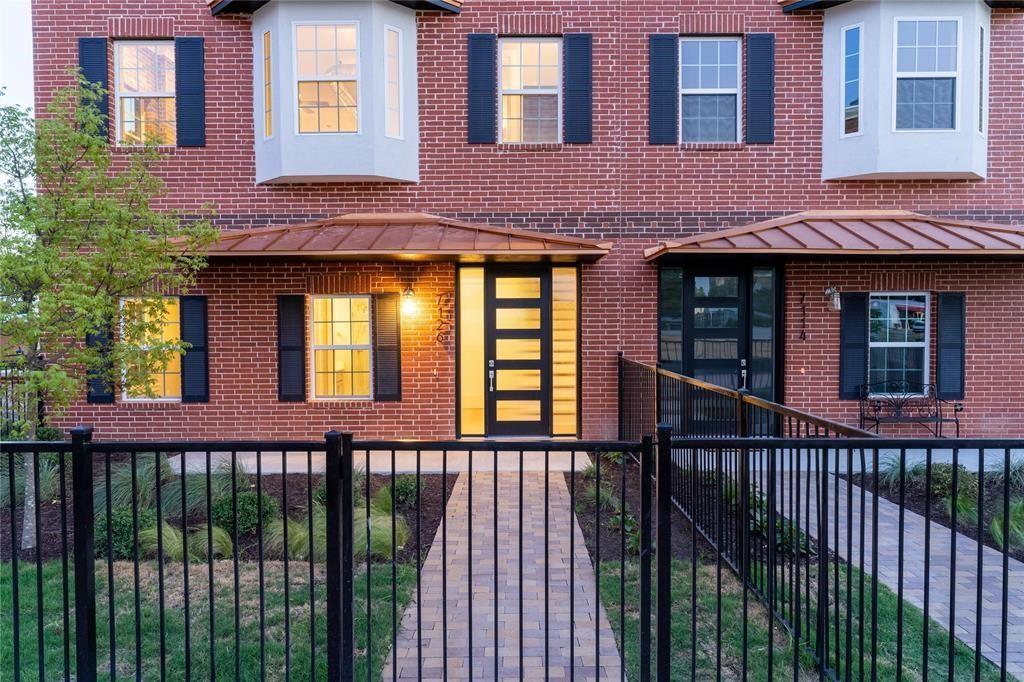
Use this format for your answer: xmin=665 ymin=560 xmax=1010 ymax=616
xmin=0 ymin=559 xmax=415 ymax=680
xmin=598 ymin=559 xmax=1004 ymax=681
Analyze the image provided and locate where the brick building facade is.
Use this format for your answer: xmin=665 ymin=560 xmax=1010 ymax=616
xmin=32 ymin=0 xmax=1024 ymax=439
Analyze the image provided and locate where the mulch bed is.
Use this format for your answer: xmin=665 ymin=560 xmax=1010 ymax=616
xmin=567 ymin=454 xmax=700 ymax=565
xmin=1 ymin=460 xmax=456 ymax=566
xmin=840 ymin=472 xmax=1023 ymax=563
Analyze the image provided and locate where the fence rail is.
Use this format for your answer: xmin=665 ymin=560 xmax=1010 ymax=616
xmin=3 ymin=427 xmax=1022 ymax=680
xmin=619 ymin=354 xmax=874 ymax=441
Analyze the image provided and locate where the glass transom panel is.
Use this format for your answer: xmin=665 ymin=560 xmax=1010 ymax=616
xmin=495 ymin=277 xmax=541 ymax=299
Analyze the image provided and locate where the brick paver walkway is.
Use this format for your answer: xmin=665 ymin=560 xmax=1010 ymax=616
xmin=777 ymin=470 xmax=1024 ymax=678
xmin=382 ymin=471 xmax=622 ymax=680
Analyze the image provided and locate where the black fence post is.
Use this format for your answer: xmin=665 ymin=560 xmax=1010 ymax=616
xmin=655 ymin=423 xmax=672 ymax=682
xmin=70 ymin=425 xmax=96 ymax=681
xmin=340 ymin=433 xmax=354 ymax=679
xmin=639 ymin=434 xmax=654 ymax=682
xmin=617 ymin=351 xmax=625 ymax=441
xmin=325 ymin=430 xmax=354 ymax=682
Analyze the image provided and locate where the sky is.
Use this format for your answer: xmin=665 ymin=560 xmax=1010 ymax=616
xmin=1 ymin=0 xmax=35 ymax=111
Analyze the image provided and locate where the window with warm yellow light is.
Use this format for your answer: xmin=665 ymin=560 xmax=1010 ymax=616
xmin=122 ymin=297 xmax=182 ymax=400
xmin=458 ymin=268 xmax=485 ymax=436
xmin=551 ymin=267 xmax=578 ymax=436
xmin=312 ymin=295 xmax=372 ymax=399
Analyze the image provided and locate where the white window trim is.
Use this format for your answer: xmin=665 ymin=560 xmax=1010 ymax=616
xmin=867 ymin=291 xmax=930 ymax=397
xmin=119 ymin=296 xmax=182 ymax=403
xmin=678 ymin=36 xmax=743 ymax=144
xmin=891 ymin=16 xmax=962 ymax=134
xmin=309 ymin=294 xmax=374 ymax=401
xmin=383 ymin=24 xmax=403 ymax=140
xmin=113 ymin=40 xmax=176 ymax=147
xmin=291 ymin=20 xmax=362 ymax=136
xmin=840 ymin=23 xmax=864 ymax=139
xmin=263 ymin=30 xmax=274 ymax=140
xmin=498 ymin=37 xmax=563 ymax=145
xmin=977 ymin=24 xmax=987 ymax=136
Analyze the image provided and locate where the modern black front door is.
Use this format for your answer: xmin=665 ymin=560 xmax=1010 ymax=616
xmin=484 ymin=267 xmax=552 ymax=436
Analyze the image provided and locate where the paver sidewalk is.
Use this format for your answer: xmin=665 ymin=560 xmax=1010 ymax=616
xmin=776 ymin=471 xmax=1024 ymax=678
xmin=382 ymin=471 xmax=622 ymax=680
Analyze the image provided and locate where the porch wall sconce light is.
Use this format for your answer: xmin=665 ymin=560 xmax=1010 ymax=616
xmin=401 ymin=285 xmax=416 ymax=316
xmin=824 ymin=285 xmax=841 ymax=311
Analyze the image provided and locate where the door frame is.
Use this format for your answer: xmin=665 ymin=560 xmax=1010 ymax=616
xmin=484 ymin=264 xmax=553 ymax=437
xmin=656 ymin=257 xmax=785 ymax=404
xmin=455 ymin=263 xmax=582 ymax=439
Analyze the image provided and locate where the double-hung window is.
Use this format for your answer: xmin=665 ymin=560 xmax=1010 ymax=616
xmin=499 ymin=38 xmax=561 ymax=144
xmin=296 ymin=23 xmax=359 ymax=134
xmin=868 ymin=293 xmax=928 ymax=391
xmin=115 ymin=41 xmax=176 ymax=145
xmin=312 ymin=296 xmax=372 ymax=399
xmin=680 ymin=37 xmax=741 ymax=143
xmin=895 ymin=19 xmax=958 ymax=130
xmin=122 ymin=297 xmax=181 ymax=400
xmin=384 ymin=26 xmax=402 ymax=139
xmin=841 ymin=25 xmax=862 ymax=136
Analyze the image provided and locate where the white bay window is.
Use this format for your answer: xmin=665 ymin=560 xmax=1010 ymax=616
xmin=295 ymin=23 xmax=359 ymax=134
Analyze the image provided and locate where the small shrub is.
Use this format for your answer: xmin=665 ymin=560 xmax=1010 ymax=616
xmin=189 ymin=524 xmax=234 ymax=560
xmin=354 ymin=506 xmax=410 ymax=560
xmin=211 ymin=490 xmax=279 ymax=537
xmin=577 ymin=480 xmax=619 ymax=512
xmin=607 ymin=511 xmax=641 ymax=555
xmin=985 ymin=457 xmax=1024 ymax=495
xmin=577 ymin=461 xmax=597 ymax=481
xmin=991 ymin=499 xmax=1024 ymax=551
xmin=926 ymin=464 xmax=978 ymax=500
xmin=35 ymin=426 xmax=64 ymax=441
xmin=138 ymin=522 xmax=185 ymax=561
xmin=95 ymin=506 xmax=158 ymax=560
xmin=370 ymin=486 xmax=393 ymax=515
xmin=266 ymin=512 xmax=326 ymax=561
xmin=0 ymin=453 xmax=65 ymax=509
xmin=602 ymin=451 xmax=625 ymax=465
xmin=392 ymin=475 xmax=418 ymax=508
xmin=941 ymin=492 xmax=979 ymax=529
xmin=313 ymin=465 xmax=366 ymax=506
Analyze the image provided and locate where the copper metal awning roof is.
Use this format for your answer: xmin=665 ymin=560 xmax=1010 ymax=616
xmin=198 ymin=213 xmax=611 ymax=262
xmin=644 ymin=211 xmax=1024 ymax=260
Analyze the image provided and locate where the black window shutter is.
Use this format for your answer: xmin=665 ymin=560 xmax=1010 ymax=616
xmin=277 ymin=295 xmax=306 ymax=402
xmin=372 ymin=293 xmax=402 ymax=402
xmin=77 ymin=38 xmax=109 ymax=139
xmin=175 ymin=37 xmax=206 ymax=147
xmin=745 ymin=33 xmax=776 ymax=144
xmin=86 ymin=328 xmax=115 ymax=404
xmin=467 ymin=34 xmax=497 ymax=144
xmin=936 ymin=293 xmax=966 ymax=400
xmin=839 ymin=292 xmax=868 ymax=399
xmin=563 ymin=33 xmax=593 ymax=144
xmin=180 ymin=296 xmax=209 ymax=403
xmin=648 ymin=34 xmax=679 ymax=145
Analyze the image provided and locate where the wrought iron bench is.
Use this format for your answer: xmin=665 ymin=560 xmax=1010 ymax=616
xmin=858 ymin=381 xmax=963 ymax=437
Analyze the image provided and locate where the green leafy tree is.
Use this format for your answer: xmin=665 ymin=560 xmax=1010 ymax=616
xmin=0 ymin=80 xmax=216 ymax=548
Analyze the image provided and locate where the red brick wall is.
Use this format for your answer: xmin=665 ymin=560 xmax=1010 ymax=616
xmin=56 ymin=261 xmax=458 ymax=440
xmin=785 ymin=260 xmax=1024 ymax=438
xmin=31 ymin=0 xmax=1024 ymax=440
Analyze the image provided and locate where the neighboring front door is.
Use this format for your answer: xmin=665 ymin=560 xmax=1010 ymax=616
xmin=484 ymin=267 xmax=551 ymax=436
xmin=684 ymin=271 xmax=748 ymax=390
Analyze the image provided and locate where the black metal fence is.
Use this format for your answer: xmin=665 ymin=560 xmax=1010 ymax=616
xmin=664 ymin=432 xmax=1024 ymax=681
xmin=0 ymin=362 xmax=43 ymax=439
xmin=3 ymin=427 xmax=1022 ymax=680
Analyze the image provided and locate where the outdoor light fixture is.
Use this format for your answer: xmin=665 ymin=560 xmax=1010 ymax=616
xmin=825 ymin=285 xmax=841 ymax=311
xmin=402 ymin=285 xmax=416 ymax=316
